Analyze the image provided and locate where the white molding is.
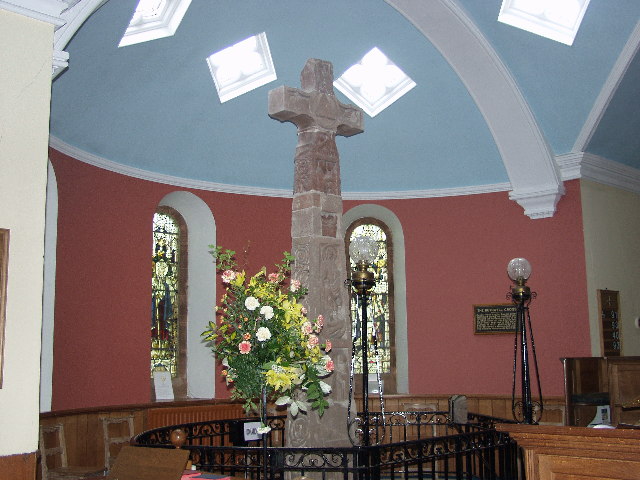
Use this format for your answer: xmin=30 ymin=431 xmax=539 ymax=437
xmin=51 ymin=135 xmax=516 ymax=200
xmin=556 ymin=152 xmax=640 ymax=194
xmin=556 ymin=152 xmax=583 ymax=181
xmin=54 ymin=135 xmax=640 ymax=202
xmin=387 ymin=0 xmax=564 ymax=219
xmin=51 ymin=48 xmax=68 ymax=76
xmin=49 ymin=135 xmax=293 ymax=197
xmin=0 ymin=0 xmax=66 ymax=26
xmin=51 ymin=0 xmax=107 ymax=78
xmin=580 ymin=153 xmax=640 ymax=194
xmin=573 ymin=20 xmax=640 ymax=152
xmin=343 ymin=183 xmax=512 ymax=200
xmin=508 ymin=185 xmax=564 ymax=219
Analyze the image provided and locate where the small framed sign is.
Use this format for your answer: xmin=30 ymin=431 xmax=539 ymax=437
xmin=473 ymin=303 xmax=517 ymax=334
xmin=0 ymin=229 xmax=9 ymax=388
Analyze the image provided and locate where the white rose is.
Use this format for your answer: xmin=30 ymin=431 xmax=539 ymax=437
xmin=256 ymin=326 xmax=271 ymax=342
xmin=260 ymin=305 xmax=274 ymax=319
xmin=245 ymin=296 xmax=259 ymax=311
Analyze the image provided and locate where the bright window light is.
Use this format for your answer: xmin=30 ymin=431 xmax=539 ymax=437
xmin=206 ymin=32 xmax=277 ymax=103
xmin=498 ymin=0 xmax=591 ymax=46
xmin=119 ymin=0 xmax=192 ymax=48
xmin=334 ymin=47 xmax=415 ymax=117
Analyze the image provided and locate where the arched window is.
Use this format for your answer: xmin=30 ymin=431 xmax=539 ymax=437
xmin=346 ymin=218 xmax=396 ymax=393
xmin=151 ymin=207 xmax=187 ymax=398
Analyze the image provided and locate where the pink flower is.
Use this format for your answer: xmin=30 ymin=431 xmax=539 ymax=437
xmin=325 ymin=359 xmax=335 ymax=372
xmin=307 ymin=334 xmax=319 ymax=347
xmin=239 ymin=340 xmax=252 ymax=354
xmin=268 ymin=272 xmax=280 ymax=283
xmin=316 ymin=315 xmax=324 ymax=327
xmin=290 ymin=279 xmax=301 ymax=292
xmin=221 ymin=270 xmax=236 ymax=283
xmin=324 ymin=340 xmax=332 ymax=352
xmin=302 ymin=321 xmax=313 ymax=335
xmin=301 ymin=306 xmax=308 ymax=315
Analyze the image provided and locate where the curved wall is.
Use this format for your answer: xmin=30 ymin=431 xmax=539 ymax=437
xmin=49 ymin=150 xmax=589 ymax=410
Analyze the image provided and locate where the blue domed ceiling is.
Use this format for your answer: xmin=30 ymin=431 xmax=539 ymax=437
xmin=49 ymin=0 xmax=640 ymax=199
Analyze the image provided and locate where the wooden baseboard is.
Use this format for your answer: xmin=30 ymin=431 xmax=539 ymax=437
xmin=0 ymin=452 xmax=36 ymax=480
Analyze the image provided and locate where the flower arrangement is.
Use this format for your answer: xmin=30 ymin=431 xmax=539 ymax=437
xmin=202 ymin=247 xmax=334 ymax=425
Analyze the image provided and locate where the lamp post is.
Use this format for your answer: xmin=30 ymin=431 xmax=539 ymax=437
xmin=507 ymin=258 xmax=543 ymax=424
xmin=349 ymin=236 xmax=379 ymax=447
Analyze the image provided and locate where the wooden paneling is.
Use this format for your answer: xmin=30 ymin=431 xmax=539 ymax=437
xmin=39 ymin=400 xmax=245 ymax=474
xmin=356 ymin=394 xmax=565 ymax=423
xmin=497 ymin=424 xmax=640 ymax=480
xmin=147 ymin=403 xmax=244 ymax=429
xmin=0 ymin=452 xmax=36 ymax=480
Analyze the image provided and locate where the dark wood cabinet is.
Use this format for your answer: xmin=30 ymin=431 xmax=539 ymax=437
xmin=562 ymin=356 xmax=640 ymax=426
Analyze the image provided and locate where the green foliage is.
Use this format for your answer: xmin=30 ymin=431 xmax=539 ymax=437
xmin=202 ymin=247 xmax=334 ymax=417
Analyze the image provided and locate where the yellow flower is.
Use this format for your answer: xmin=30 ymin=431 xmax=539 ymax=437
xmin=231 ymin=271 xmax=245 ymax=287
xmin=282 ymin=299 xmax=304 ymax=326
xmin=265 ymin=365 xmax=303 ymax=392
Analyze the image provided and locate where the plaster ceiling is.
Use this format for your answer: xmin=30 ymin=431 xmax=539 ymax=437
xmin=46 ymin=0 xmax=640 ymax=212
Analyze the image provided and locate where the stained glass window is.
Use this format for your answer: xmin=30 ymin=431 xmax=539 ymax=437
xmin=151 ymin=212 xmax=180 ymax=377
xmin=348 ymin=221 xmax=395 ymax=388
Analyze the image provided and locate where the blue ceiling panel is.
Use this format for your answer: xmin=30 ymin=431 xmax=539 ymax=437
xmin=49 ymin=0 xmax=640 ymax=193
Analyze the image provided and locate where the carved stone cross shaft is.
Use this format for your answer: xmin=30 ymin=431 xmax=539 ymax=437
xmin=269 ymin=59 xmax=363 ymax=447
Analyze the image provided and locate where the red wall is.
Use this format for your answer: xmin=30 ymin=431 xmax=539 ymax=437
xmin=50 ymin=149 xmax=590 ymax=410
xmin=50 ymin=150 xmax=292 ymax=410
xmin=346 ymin=180 xmax=590 ymax=396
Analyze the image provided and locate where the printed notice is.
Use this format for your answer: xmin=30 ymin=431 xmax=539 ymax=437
xmin=473 ymin=304 xmax=517 ymax=334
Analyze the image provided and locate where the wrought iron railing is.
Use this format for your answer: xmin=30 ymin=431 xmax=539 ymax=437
xmin=132 ymin=411 xmax=522 ymax=480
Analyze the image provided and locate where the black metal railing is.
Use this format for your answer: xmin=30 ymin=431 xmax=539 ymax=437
xmin=132 ymin=411 xmax=522 ymax=480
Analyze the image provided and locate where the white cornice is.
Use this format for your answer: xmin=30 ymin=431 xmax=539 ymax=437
xmin=557 ymin=152 xmax=640 ymax=194
xmin=580 ymin=153 xmax=640 ymax=193
xmin=0 ymin=0 xmax=66 ymax=26
xmin=51 ymin=136 xmax=640 ymax=201
xmin=387 ymin=0 xmax=564 ymax=219
xmin=52 ymin=0 xmax=107 ymax=78
xmin=50 ymin=136 xmax=514 ymax=200
xmin=343 ymin=183 xmax=512 ymax=200
xmin=49 ymin=136 xmax=292 ymax=198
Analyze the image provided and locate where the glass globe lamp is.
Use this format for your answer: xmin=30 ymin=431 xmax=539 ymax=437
xmin=350 ymin=236 xmax=378 ymax=295
xmin=508 ymin=257 xmax=532 ymax=304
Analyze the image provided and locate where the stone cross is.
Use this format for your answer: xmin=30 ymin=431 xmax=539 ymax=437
xmin=269 ymin=59 xmax=363 ymax=448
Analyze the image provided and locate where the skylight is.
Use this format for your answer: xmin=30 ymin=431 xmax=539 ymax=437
xmin=119 ymin=0 xmax=192 ymax=48
xmin=498 ymin=0 xmax=591 ymax=46
xmin=334 ymin=47 xmax=415 ymax=118
xmin=206 ymin=32 xmax=277 ymax=103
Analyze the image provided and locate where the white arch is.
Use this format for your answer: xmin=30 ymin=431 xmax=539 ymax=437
xmin=343 ymin=204 xmax=408 ymax=393
xmin=159 ymin=191 xmax=216 ymax=398
xmin=387 ymin=0 xmax=564 ymax=218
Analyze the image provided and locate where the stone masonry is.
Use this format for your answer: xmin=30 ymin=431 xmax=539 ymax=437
xmin=268 ymin=59 xmax=364 ymax=447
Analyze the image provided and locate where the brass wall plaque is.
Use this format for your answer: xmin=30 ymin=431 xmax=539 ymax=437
xmin=474 ymin=304 xmax=516 ymax=334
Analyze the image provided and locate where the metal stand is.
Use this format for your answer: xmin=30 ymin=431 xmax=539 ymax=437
xmin=510 ymin=293 xmax=543 ymax=424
